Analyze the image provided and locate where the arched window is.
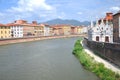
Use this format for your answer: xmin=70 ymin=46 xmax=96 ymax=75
xmin=105 ymin=36 xmax=109 ymax=42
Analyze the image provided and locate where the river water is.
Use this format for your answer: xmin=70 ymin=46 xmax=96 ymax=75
xmin=0 ymin=37 xmax=99 ymax=80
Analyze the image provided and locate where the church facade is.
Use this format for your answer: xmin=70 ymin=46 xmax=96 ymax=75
xmin=88 ymin=19 xmax=113 ymax=43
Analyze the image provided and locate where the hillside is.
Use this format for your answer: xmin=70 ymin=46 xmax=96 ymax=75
xmin=41 ymin=18 xmax=90 ymax=26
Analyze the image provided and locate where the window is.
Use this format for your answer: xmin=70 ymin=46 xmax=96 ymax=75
xmin=106 ymin=28 xmax=108 ymax=30
xmin=1 ymin=31 xmax=3 ymax=34
xmin=101 ymin=27 xmax=103 ymax=30
xmin=105 ymin=36 xmax=109 ymax=42
xmin=1 ymin=36 xmax=3 ymax=38
xmin=96 ymin=36 xmax=99 ymax=41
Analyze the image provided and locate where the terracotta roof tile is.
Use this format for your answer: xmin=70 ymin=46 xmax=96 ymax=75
xmin=0 ymin=23 xmax=6 ymax=26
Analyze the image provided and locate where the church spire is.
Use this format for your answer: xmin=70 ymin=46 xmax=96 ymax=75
xmin=101 ymin=19 xmax=104 ymax=24
xmin=91 ymin=21 xmax=94 ymax=27
xmin=95 ymin=20 xmax=99 ymax=27
xmin=106 ymin=19 xmax=108 ymax=25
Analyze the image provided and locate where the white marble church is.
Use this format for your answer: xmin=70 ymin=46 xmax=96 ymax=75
xmin=88 ymin=19 xmax=113 ymax=43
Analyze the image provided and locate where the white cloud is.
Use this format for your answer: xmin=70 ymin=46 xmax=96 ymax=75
xmin=77 ymin=12 xmax=82 ymax=15
xmin=110 ymin=6 xmax=120 ymax=11
xmin=0 ymin=12 xmax=4 ymax=16
xmin=0 ymin=0 xmax=57 ymax=23
xmin=8 ymin=0 xmax=53 ymax=13
xmin=57 ymin=12 xmax=66 ymax=19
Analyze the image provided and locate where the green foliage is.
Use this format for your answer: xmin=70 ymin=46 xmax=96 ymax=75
xmin=73 ymin=40 xmax=120 ymax=80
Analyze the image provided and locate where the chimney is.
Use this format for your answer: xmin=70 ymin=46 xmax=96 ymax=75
xmin=32 ymin=21 xmax=37 ymax=24
xmin=14 ymin=20 xmax=27 ymax=24
xmin=106 ymin=13 xmax=113 ymax=20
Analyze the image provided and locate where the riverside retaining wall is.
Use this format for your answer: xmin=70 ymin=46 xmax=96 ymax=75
xmin=0 ymin=35 xmax=85 ymax=45
xmin=84 ymin=38 xmax=120 ymax=67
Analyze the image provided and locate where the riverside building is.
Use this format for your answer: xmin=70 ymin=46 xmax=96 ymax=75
xmin=88 ymin=13 xmax=113 ymax=43
xmin=7 ymin=23 xmax=23 ymax=38
xmin=0 ymin=24 xmax=11 ymax=39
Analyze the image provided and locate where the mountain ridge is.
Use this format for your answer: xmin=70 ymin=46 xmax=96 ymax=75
xmin=40 ymin=18 xmax=90 ymax=26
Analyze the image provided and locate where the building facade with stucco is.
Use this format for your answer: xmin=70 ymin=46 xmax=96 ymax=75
xmin=88 ymin=13 xmax=113 ymax=43
xmin=113 ymin=11 xmax=120 ymax=42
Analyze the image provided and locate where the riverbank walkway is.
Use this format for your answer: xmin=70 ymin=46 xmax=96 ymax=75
xmin=81 ymin=40 xmax=120 ymax=74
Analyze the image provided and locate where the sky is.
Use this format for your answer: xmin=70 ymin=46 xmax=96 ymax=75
xmin=0 ymin=0 xmax=120 ymax=23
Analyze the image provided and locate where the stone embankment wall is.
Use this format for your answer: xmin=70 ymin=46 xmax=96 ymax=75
xmin=0 ymin=35 xmax=85 ymax=46
xmin=84 ymin=38 xmax=120 ymax=67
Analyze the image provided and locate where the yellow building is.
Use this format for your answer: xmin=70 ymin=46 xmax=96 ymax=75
xmin=77 ymin=26 xmax=84 ymax=34
xmin=49 ymin=27 xmax=53 ymax=36
xmin=62 ymin=25 xmax=71 ymax=35
xmin=34 ymin=25 xmax=44 ymax=37
xmin=0 ymin=24 xmax=11 ymax=39
xmin=51 ymin=24 xmax=71 ymax=35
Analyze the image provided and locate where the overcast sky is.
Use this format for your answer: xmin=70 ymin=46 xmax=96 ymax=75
xmin=0 ymin=0 xmax=120 ymax=23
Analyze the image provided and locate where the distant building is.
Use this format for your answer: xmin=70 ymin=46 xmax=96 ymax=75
xmin=62 ymin=25 xmax=71 ymax=35
xmin=34 ymin=25 xmax=43 ymax=37
xmin=22 ymin=23 xmax=37 ymax=37
xmin=71 ymin=26 xmax=78 ymax=34
xmin=113 ymin=11 xmax=120 ymax=42
xmin=77 ymin=26 xmax=87 ymax=34
xmin=43 ymin=24 xmax=52 ymax=36
xmin=51 ymin=25 xmax=63 ymax=35
xmin=0 ymin=24 xmax=11 ymax=39
xmin=82 ymin=27 xmax=87 ymax=33
xmin=77 ymin=26 xmax=83 ymax=34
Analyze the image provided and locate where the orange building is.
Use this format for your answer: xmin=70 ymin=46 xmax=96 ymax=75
xmin=71 ymin=26 xmax=78 ymax=34
xmin=51 ymin=24 xmax=72 ymax=35
xmin=51 ymin=25 xmax=63 ymax=35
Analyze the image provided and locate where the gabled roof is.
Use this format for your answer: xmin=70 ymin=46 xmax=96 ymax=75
xmin=51 ymin=24 xmax=72 ymax=28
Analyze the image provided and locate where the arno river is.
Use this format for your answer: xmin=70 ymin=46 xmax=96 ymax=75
xmin=0 ymin=37 xmax=99 ymax=80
